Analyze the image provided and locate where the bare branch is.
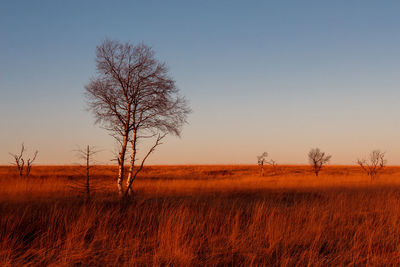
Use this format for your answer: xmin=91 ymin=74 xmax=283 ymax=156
xmin=26 ymin=150 xmax=38 ymax=176
xmin=125 ymin=134 xmax=166 ymax=196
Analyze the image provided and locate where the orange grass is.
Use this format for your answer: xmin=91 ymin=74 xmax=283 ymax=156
xmin=1 ymin=165 xmax=400 ymax=266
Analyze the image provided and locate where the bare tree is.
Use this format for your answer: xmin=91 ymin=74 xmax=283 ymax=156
xmin=357 ymin=150 xmax=387 ymax=180
xmin=9 ymin=143 xmax=38 ymax=177
xmin=85 ymin=39 xmax=190 ymax=196
xmin=75 ymin=145 xmax=99 ymax=198
xmin=257 ymin=152 xmax=277 ymax=176
xmin=308 ymin=148 xmax=331 ymax=177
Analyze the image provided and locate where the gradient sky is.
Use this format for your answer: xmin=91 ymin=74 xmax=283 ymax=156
xmin=1 ymin=0 xmax=400 ymax=165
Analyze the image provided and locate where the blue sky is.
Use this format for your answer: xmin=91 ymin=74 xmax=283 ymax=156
xmin=1 ymin=1 xmax=400 ymax=164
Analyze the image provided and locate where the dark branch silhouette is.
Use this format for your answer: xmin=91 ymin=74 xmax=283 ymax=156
xmin=26 ymin=150 xmax=38 ymax=176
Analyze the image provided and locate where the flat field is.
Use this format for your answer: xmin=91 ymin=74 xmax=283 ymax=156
xmin=1 ymin=165 xmax=400 ymax=266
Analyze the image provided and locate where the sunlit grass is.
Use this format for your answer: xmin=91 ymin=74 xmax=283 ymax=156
xmin=1 ymin=165 xmax=400 ymax=266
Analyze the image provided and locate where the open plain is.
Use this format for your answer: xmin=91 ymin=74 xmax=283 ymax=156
xmin=1 ymin=165 xmax=400 ymax=266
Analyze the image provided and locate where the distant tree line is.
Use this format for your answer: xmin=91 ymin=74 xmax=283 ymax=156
xmin=257 ymin=148 xmax=386 ymax=179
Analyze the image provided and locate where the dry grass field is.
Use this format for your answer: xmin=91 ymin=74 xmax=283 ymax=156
xmin=1 ymin=165 xmax=400 ymax=266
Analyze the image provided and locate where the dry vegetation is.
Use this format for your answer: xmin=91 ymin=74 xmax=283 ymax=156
xmin=1 ymin=165 xmax=400 ymax=266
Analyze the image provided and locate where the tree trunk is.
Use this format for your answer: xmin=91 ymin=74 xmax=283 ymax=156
xmin=126 ymin=155 xmax=134 ymax=196
xmin=117 ymin=134 xmax=128 ymax=195
xmin=126 ymin=131 xmax=137 ymax=196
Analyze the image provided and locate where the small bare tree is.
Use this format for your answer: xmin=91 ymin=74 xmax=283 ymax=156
xmin=308 ymin=148 xmax=331 ymax=177
xmin=257 ymin=152 xmax=277 ymax=176
xmin=75 ymin=145 xmax=100 ymax=198
xmin=357 ymin=150 xmax=387 ymax=180
xmin=9 ymin=144 xmax=38 ymax=177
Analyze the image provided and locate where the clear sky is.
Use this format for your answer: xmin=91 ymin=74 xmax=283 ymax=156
xmin=1 ymin=0 xmax=400 ymax=165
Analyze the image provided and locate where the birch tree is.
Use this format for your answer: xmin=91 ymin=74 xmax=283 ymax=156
xmin=85 ymin=39 xmax=190 ymax=195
